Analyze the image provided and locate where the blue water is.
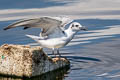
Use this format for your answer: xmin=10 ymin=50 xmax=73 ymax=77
xmin=0 ymin=0 xmax=120 ymax=80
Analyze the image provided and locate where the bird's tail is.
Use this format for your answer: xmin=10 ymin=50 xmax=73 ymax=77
xmin=26 ymin=34 xmax=40 ymax=41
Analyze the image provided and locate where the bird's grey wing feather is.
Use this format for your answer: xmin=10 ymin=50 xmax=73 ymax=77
xmin=3 ymin=17 xmax=62 ymax=36
xmin=3 ymin=19 xmax=40 ymax=30
xmin=52 ymin=16 xmax=73 ymax=28
xmin=47 ymin=27 xmax=66 ymax=38
xmin=3 ymin=16 xmax=73 ymax=38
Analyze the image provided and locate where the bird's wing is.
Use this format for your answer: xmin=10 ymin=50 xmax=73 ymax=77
xmin=44 ymin=16 xmax=73 ymax=38
xmin=3 ymin=16 xmax=73 ymax=37
xmin=50 ymin=16 xmax=73 ymax=29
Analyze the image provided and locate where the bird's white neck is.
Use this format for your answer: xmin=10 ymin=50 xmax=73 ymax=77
xmin=65 ymin=27 xmax=78 ymax=38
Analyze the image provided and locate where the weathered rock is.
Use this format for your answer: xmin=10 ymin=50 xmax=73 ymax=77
xmin=0 ymin=44 xmax=70 ymax=77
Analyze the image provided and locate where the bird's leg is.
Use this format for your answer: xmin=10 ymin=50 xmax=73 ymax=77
xmin=57 ymin=49 xmax=61 ymax=58
xmin=52 ymin=48 xmax=56 ymax=58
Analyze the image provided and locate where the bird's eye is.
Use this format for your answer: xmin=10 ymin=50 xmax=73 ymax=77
xmin=76 ymin=25 xmax=79 ymax=27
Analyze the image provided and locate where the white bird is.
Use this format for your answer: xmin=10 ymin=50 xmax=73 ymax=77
xmin=4 ymin=16 xmax=87 ymax=57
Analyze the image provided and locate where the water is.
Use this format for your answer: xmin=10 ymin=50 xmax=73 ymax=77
xmin=0 ymin=0 xmax=120 ymax=80
xmin=0 ymin=67 xmax=69 ymax=80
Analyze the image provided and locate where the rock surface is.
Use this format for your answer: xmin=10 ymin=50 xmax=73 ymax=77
xmin=0 ymin=44 xmax=70 ymax=77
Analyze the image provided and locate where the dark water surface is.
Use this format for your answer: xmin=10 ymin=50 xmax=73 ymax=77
xmin=0 ymin=19 xmax=120 ymax=80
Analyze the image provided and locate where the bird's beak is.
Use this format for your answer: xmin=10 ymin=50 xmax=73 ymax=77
xmin=81 ymin=26 xmax=88 ymax=31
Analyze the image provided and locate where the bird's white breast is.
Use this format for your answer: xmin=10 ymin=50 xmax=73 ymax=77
xmin=37 ymin=26 xmax=77 ymax=49
xmin=37 ymin=37 xmax=67 ymax=48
